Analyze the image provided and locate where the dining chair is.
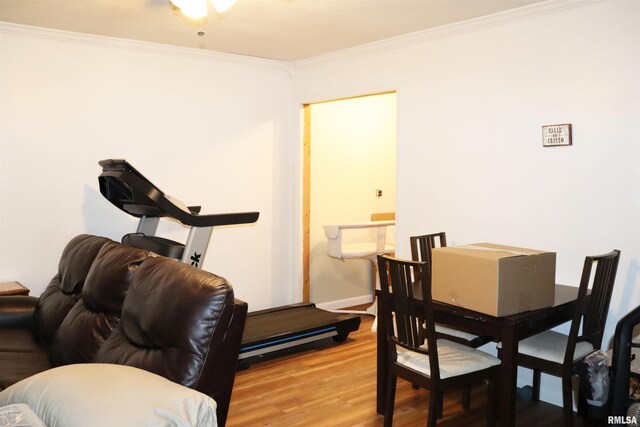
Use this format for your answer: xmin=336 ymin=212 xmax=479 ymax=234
xmin=506 ymin=249 xmax=621 ymax=427
xmin=410 ymin=233 xmax=491 ymax=348
xmin=377 ymin=255 xmax=501 ymax=427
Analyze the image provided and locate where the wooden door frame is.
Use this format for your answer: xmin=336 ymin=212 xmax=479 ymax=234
xmin=302 ymin=104 xmax=311 ymax=302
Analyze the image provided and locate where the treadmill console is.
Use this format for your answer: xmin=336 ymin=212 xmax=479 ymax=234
xmin=98 ymin=159 xmax=259 ymax=266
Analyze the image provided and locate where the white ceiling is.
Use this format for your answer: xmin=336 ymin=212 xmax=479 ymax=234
xmin=0 ymin=0 xmax=549 ymax=61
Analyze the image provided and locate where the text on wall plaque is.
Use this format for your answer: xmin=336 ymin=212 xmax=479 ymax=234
xmin=542 ymin=124 xmax=572 ymax=147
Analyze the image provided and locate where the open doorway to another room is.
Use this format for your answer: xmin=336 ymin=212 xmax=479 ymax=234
xmin=303 ymin=92 xmax=397 ymax=311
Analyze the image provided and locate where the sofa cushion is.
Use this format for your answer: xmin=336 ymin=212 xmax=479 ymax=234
xmin=96 ymin=256 xmax=234 ymax=390
xmin=82 ymin=242 xmax=150 ymax=313
xmin=0 ymin=329 xmax=45 ymax=353
xmin=33 ymin=235 xmax=112 ymax=345
xmin=48 ymin=242 xmax=149 ymax=366
xmin=0 ymin=364 xmax=217 ymax=427
xmin=0 ymin=352 xmax=52 ymax=391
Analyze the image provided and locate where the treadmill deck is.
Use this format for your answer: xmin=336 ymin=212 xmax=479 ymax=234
xmin=240 ymin=303 xmax=361 ymax=361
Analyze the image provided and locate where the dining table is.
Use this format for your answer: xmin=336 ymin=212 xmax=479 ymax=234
xmin=376 ymin=284 xmax=582 ymax=427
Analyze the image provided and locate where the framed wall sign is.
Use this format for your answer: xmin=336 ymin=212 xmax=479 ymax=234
xmin=542 ymin=124 xmax=572 ymax=147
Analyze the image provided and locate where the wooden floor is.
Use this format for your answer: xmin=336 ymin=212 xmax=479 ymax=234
xmin=228 ymin=315 xmax=592 ymax=427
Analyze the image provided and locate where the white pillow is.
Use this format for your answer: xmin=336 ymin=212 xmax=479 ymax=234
xmin=0 ymin=364 xmax=217 ymax=427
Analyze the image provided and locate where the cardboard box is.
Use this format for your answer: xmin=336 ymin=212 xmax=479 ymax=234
xmin=432 ymin=243 xmax=556 ymax=317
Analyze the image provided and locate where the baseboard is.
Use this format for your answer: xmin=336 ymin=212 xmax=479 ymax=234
xmin=316 ymin=294 xmax=373 ymax=311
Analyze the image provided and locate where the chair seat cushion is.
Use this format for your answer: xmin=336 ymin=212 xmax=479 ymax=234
xmin=396 ymin=339 xmax=500 ymax=379
xmin=435 ymin=324 xmax=480 ymax=342
xmin=516 ymin=330 xmax=594 ymax=363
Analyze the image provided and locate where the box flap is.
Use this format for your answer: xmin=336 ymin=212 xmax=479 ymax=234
xmin=435 ymin=243 xmax=550 ymax=260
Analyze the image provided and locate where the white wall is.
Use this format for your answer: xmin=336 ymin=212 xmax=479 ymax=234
xmin=309 ymin=93 xmax=396 ymax=305
xmin=293 ymin=0 xmax=640 ymax=405
xmin=0 ymin=24 xmax=296 ymax=311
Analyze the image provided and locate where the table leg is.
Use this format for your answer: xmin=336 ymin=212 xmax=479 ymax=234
xmin=499 ymin=325 xmax=518 ymax=427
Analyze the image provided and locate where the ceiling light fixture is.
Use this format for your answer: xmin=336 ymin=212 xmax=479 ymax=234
xmin=170 ymin=0 xmax=237 ymax=19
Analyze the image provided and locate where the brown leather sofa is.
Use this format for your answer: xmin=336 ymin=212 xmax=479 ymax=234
xmin=0 ymin=234 xmax=247 ymax=426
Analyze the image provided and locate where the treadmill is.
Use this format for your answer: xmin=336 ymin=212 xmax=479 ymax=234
xmin=98 ymin=159 xmax=360 ymax=366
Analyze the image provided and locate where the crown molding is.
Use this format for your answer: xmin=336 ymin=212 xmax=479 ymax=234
xmin=0 ymin=21 xmax=293 ymax=73
xmin=294 ymin=0 xmax=606 ymax=68
xmin=0 ymin=0 xmax=605 ymax=71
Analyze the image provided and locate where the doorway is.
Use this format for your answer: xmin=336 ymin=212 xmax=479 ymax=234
xmin=303 ymin=92 xmax=397 ymax=309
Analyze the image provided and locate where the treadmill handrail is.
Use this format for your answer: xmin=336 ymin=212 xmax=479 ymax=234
xmin=99 ymin=159 xmax=259 ymax=228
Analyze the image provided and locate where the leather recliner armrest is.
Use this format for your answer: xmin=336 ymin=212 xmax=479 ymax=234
xmin=0 ymin=296 xmax=38 ymax=330
xmin=202 ymin=297 xmax=248 ymax=427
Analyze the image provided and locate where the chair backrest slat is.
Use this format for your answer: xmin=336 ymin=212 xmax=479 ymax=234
xmin=410 ymin=232 xmax=446 ymax=274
